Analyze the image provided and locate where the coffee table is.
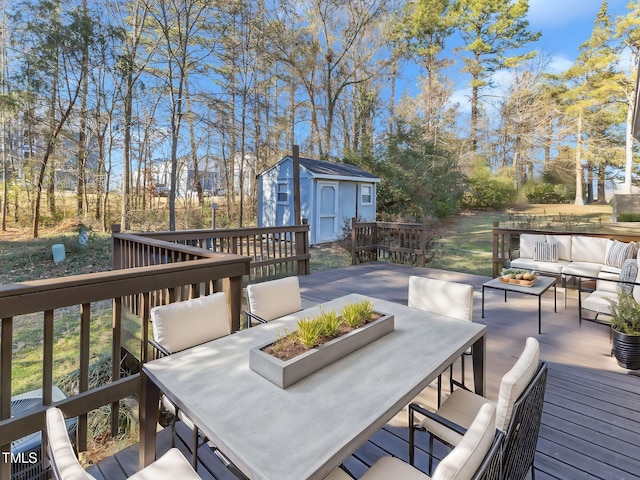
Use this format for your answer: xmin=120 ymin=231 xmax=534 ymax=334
xmin=482 ymin=275 xmax=556 ymax=334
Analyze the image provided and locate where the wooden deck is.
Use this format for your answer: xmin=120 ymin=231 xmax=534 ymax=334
xmin=88 ymin=263 xmax=640 ymax=480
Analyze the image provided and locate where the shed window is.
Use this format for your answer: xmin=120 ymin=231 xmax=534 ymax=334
xmin=361 ymin=185 xmax=372 ymax=205
xmin=277 ymin=181 xmax=288 ymax=203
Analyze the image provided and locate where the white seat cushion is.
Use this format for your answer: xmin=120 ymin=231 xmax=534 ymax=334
xmin=510 ymin=258 xmax=568 ymax=274
xmin=46 ymin=408 xmax=97 ymax=480
xmin=421 ymin=387 xmax=494 ymax=447
xmin=562 ymin=261 xmax=603 ymax=279
xmin=495 ymin=337 xmax=539 ymax=431
xmin=128 ymin=448 xmax=200 ymax=480
xmin=151 ymin=292 xmax=230 ymax=353
xmin=432 ymin=403 xmax=497 ymax=480
xmin=361 ymin=456 xmax=432 ymax=480
xmin=582 ymin=290 xmax=617 ymax=315
xmin=408 ymin=276 xmax=473 ymax=322
xmin=247 ymin=276 xmax=302 ymax=322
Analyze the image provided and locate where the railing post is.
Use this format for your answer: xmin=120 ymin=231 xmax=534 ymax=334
xmin=419 ymin=224 xmax=427 ymax=268
xmin=224 ymin=275 xmax=244 ymax=332
xmin=492 ymin=222 xmax=502 ymax=277
xmin=351 ymin=217 xmax=358 ymax=265
xmin=111 ymin=224 xmax=122 ymax=270
xmin=1 ymin=317 xmax=12 ymax=480
xmin=296 ymin=220 xmax=310 ymax=275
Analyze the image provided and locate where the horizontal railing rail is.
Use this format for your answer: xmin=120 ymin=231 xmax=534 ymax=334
xmin=122 ymin=224 xmax=310 ymax=280
xmin=491 ymin=222 xmax=640 ymax=277
xmin=0 ymin=255 xmax=249 ymax=480
xmin=351 ymin=220 xmax=429 ymax=267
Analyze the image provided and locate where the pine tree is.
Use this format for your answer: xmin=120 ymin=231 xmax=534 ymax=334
xmin=451 ymin=0 xmax=540 ymax=151
xmin=562 ymin=1 xmax=625 ymax=205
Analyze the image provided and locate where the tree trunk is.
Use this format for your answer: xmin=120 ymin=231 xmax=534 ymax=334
xmin=574 ymin=111 xmax=584 ymax=206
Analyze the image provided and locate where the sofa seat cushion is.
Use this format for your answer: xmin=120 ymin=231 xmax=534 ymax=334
xmin=600 ymin=265 xmax=622 ymax=275
xmin=582 ymin=290 xmax=616 ymax=316
xmin=562 ymin=261 xmax=603 ymax=279
xmin=510 ymin=258 xmax=568 ymax=274
xmin=595 ymin=271 xmax=619 ymax=293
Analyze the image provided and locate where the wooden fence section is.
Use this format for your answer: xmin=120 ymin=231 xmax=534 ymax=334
xmin=491 ymin=222 xmax=640 ymax=277
xmin=351 ymin=220 xmax=429 ymax=267
xmin=126 ymin=224 xmax=310 ymax=280
xmin=0 ymin=256 xmax=249 ymax=480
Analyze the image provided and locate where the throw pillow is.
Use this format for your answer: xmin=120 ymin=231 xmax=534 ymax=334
xmin=606 ymin=240 xmax=634 ymax=269
xmin=533 ymin=241 xmax=558 ymax=263
xmin=618 ymin=258 xmax=639 ymax=295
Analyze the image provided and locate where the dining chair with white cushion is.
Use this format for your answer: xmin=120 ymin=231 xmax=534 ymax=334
xmin=327 ymin=402 xmax=502 ymax=480
xmin=408 ymin=275 xmax=475 ymax=406
xmin=245 ymin=276 xmax=302 ymax=327
xmin=46 ymin=407 xmax=200 ymax=480
xmin=149 ymin=292 xmax=231 ymax=467
xmin=409 ymin=337 xmax=548 ymax=480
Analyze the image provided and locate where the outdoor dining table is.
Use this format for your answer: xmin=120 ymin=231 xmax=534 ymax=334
xmin=139 ymin=293 xmax=487 ymax=480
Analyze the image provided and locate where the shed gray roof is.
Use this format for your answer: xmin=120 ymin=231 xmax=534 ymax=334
xmin=258 ymin=156 xmax=379 ymax=181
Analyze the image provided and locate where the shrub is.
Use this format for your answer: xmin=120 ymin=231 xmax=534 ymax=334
xmin=618 ymin=213 xmax=640 ymax=222
xmin=461 ymin=170 xmax=516 ymax=210
xmin=522 ymin=182 xmax=571 ymax=204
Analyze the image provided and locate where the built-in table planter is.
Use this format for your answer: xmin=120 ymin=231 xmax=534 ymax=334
xmin=249 ymin=312 xmax=394 ymax=388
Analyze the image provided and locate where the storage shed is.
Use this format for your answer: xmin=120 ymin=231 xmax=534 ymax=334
xmin=257 ymin=156 xmax=380 ymax=244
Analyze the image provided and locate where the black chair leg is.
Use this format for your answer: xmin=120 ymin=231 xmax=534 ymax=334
xmin=191 ymin=427 xmax=199 ymax=469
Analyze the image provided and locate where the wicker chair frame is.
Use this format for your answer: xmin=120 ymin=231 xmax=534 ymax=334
xmin=501 ymin=362 xmax=548 ymax=480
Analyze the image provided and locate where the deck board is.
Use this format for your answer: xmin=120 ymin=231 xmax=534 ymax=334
xmin=90 ymin=263 xmax=640 ymax=480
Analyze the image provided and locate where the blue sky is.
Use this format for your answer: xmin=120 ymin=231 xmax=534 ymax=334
xmin=528 ymin=0 xmax=631 ymax=71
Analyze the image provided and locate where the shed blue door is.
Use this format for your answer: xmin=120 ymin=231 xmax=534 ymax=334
xmin=317 ymin=181 xmax=338 ymax=242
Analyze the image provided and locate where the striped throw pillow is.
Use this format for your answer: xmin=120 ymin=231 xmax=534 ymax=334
xmin=533 ymin=241 xmax=558 ymax=263
xmin=606 ymin=240 xmax=634 ymax=269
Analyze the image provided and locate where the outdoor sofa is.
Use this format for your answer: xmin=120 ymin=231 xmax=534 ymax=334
xmin=509 ymin=234 xmax=637 ymax=301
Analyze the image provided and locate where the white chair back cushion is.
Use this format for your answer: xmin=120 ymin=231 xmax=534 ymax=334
xmin=46 ymin=408 xmax=95 ymax=480
xmin=247 ymin=276 xmax=302 ymax=322
xmin=545 ymin=234 xmax=571 ymax=261
xmin=432 ymin=403 xmax=497 ymax=480
xmin=151 ymin=292 xmax=230 ymax=353
xmin=408 ymin=276 xmax=473 ymax=322
xmin=571 ymin=236 xmax=611 ymax=263
xmin=519 ymin=234 xmax=545 ymax=259
xmin=495 ymin=337 xmax=540 ymax=430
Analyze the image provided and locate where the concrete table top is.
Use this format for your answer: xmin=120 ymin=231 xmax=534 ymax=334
xmin=140 ymin=293 xmax=486 ymax=480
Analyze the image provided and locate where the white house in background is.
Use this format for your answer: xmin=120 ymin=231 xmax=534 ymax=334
xmin=257 ymin=156 xmax=380 ymax=245
xmin=150 ymin=155 xmax=223 ymax=197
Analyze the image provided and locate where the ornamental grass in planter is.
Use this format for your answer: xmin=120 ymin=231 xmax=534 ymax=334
xmin=250 ymin=299 xmax=394 ymax=388
xmin=608 ymin=291 xmax=640 ymax=370
xmin=262 ymin=300 xmax=381 ymax=361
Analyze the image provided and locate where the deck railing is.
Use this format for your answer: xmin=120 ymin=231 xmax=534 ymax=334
xmin=118 ymin=224 xmax=310 ymax=280
xmin=351 ymin=220 xmax=430 ymax=267
xmin=0 ymin=254 xmax=249 ymax=480
xmin=491 ymin=222 xmax=640 ymax=277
